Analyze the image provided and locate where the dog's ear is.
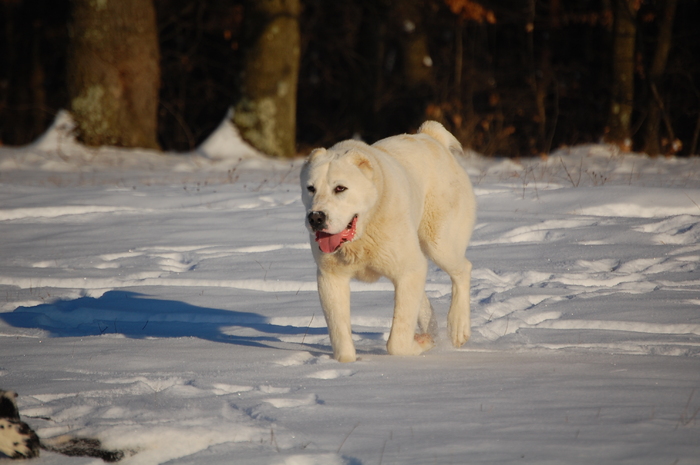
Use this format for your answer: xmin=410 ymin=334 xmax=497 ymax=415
xmin=305 ymin=147 xmax=326 ymax=165
xmin=351 ymin=152 xmax=373 ymax=179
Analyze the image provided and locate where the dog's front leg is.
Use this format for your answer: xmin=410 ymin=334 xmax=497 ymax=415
xmin=386 ymin=268 xmax=428 ymax=356
xmin=317 ymin=270 xmax=356 ymax=362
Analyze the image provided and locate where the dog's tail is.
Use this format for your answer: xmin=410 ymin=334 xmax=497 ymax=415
xmin=418 ymin=120 xmax=465 ymax=159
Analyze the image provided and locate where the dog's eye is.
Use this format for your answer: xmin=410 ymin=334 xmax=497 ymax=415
xmin=334 ymin=186 xmax=347 ymax=194
xmin=307 ymin=186 xmax=316 ymax=194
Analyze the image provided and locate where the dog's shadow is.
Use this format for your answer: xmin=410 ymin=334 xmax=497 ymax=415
xmin=0 ymin=290 xmax=346 ymax=353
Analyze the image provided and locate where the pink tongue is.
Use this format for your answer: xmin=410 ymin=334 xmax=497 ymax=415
xmin=315 ymin=217 xmax=357 ymax=253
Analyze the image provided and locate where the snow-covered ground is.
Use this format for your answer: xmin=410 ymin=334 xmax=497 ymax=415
xmin=1 ymin=113 xmax=699 ymax=464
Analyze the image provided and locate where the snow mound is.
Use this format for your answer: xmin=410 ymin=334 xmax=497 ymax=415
xmin=195 ymin=108 xmax=262 ymax=160
xmin=31 ymin=109 xmax=80 ymax=153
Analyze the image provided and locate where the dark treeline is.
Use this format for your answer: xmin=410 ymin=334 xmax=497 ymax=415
xmin=1 ymin=0 xmax=699 ymax=157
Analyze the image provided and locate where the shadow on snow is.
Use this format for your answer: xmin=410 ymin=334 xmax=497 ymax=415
xmin=0 ymin=290 xmax=336 ymax=351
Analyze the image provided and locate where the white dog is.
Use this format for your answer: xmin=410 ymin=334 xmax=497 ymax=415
xmin=300 ymin=121 xmax=476 ymax=362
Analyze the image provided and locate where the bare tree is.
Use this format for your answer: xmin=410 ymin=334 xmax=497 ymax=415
xmin=67 ymin=0 xmax=160 ymax=149
xmin=398 ymin=0 xmax=434 ymax=97
xmin=642 ymin=0 xmax=679 ymax=155
xmin=605 ymin=0 xmax=639 ymax=150
xmin=234 ymin=0 xmax=300 ymax=158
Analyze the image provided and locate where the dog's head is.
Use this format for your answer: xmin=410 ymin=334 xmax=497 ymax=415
xmin=300 ymin=142 xmax=378 ymax=253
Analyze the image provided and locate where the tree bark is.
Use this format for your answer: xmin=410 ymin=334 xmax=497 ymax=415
xmin=642 ymin=0 xmax=678 ymax=155
xmin=234 ymin=0 xmax=300 ymax=159
xmin=67 ymin=0 xmax=160 ymax=149
xmin=393 ymin=0 xmax=435 ymax=132
xmin=31 ymin=19 xmax=46 ymax=138
xmin=605 ymin=0 xmax=638 ymax=150
xmin=397 ymin=0 xmax=434 ymax=93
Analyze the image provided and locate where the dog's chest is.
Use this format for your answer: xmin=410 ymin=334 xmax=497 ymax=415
xmin=317 ymin=240 xmax=382 ymax=283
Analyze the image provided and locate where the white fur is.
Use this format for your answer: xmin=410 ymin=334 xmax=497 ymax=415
xmin=300 ymin=121 xmax=476 ymax=362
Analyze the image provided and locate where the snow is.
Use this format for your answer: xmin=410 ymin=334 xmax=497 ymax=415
xmin=1 ymin=112 xmax=699 ymax=464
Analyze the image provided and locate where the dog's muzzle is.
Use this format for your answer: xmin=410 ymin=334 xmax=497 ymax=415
xmin=307 ymin=211 xmax=327 ymax=231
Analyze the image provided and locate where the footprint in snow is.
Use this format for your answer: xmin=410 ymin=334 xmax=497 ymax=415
xmin=635 ymin=215 xmax=700 ymax=245
xmin=263 ymin=393 xmax=320 ymax=408
xmin=306 ymin=369 xmax=354 ymax=380
xmin=275 ymin=351 xmax=332 ymax=367
xmin=211 ymin=383 xmax=254 ymax=395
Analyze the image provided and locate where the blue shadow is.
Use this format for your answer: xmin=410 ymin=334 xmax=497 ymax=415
xmin=0 ymin=290 xmax=329 ymax=350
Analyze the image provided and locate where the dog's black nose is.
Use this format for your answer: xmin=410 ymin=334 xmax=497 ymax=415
xmin=307 ymin=211 xmax=327 ymax=231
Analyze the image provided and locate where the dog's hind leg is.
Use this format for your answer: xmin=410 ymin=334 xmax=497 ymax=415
xmin=414 ymin=294 xmax=437 ymax=351
xmin=423 ymin=226 xmax=473 ymax=348
xmin=421 ymin=191 xmax=475 ymax=348
xmin=427 ymin=250 xmax=472 ymax=348
xmin=444 ymin=257 xmax=473 ymax=347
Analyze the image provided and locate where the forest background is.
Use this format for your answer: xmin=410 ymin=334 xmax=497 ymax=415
xmin=1 ymin=0 xmax=699 ymax=159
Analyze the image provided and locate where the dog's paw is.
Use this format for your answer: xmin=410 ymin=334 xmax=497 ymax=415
xmin=0 ymin=417 xmax=41 ymax=459
xmin=332 ymin=346 xmax=357 ymax=362
xmin=414 ymin=333 xmax=435 ymax=351
xmin=336 ymin=353 xmax=357 ymax=363
xmin=386 ymin=337 xmax=425 ymax=356
xmin=448 ymin=314 xmax=471 ymax=348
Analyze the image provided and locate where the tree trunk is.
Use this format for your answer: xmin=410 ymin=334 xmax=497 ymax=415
xmin=233 ymin=0 xmax=300 ymax=159
xmin=31 ymin=19 xmax=46 ymax=138
xmin=67 ymin=0 xmax=160 ymax=149
xmin=642 ymin=0 xmax=678 ymax=155
xmin=395 ymin=0 xmax=435 ymax=132
xmin=605 ymin=0 xmax=638 ymax=150
xmin=398 ymin=0 xmax=434 ymax=93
